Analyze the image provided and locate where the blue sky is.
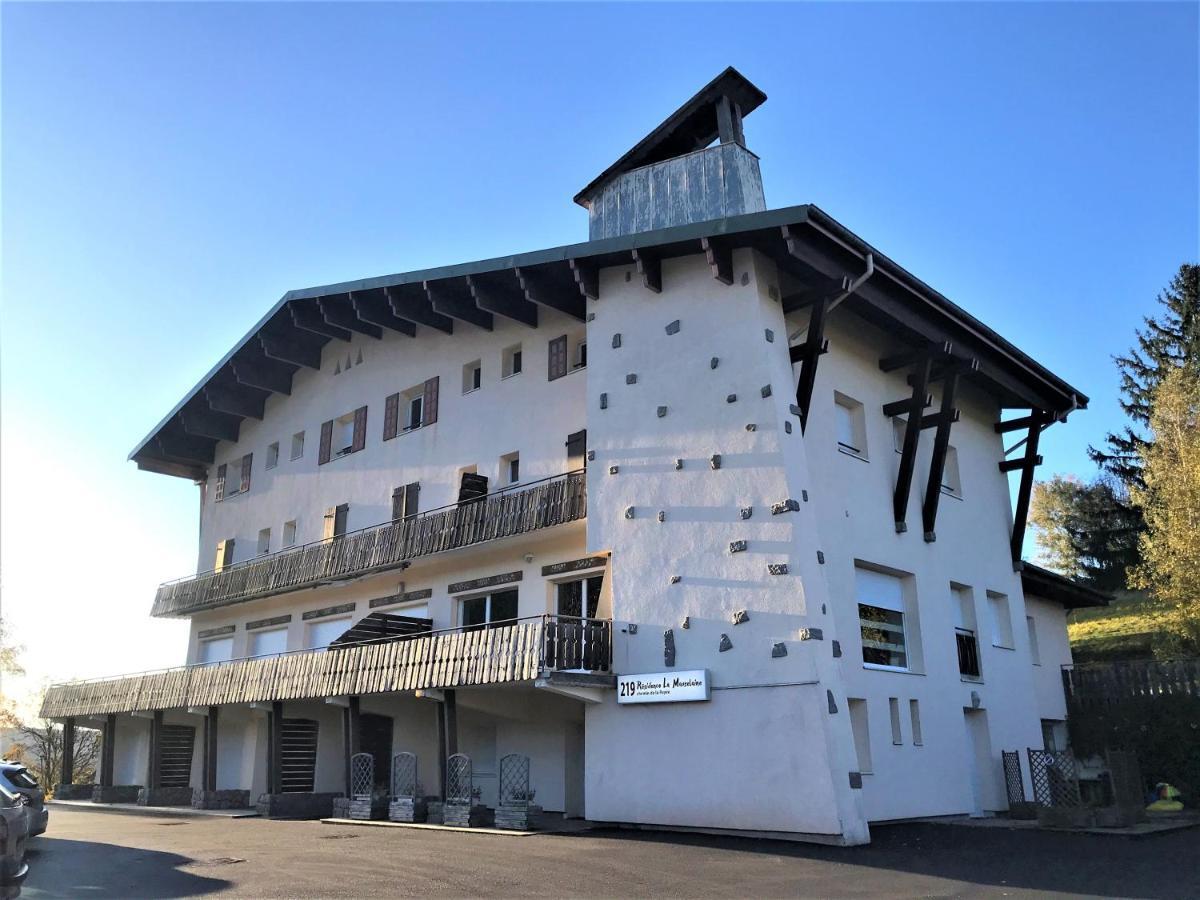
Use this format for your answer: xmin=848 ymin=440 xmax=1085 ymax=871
xmin=2 ymin=2 xmax=1197 ymax=696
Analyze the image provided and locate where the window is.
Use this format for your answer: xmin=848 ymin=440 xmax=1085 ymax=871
xmin=391 ymin=483 xmax=420 ymax=521
xmin=1041 ymin=719 xmax=1066 ymax=752
xmin=319 ymin=408 xmax=367 ymax=464
xmin=834 ymin=392 xmax=867 ymax=459
xmin=199 ymin=636 xmax=233 ymax=664
xmin=460 ymin=589 xmax=519 ymax=630
xmin=334 ymin=412 xmax=355 ymax=457
xmin=384 ymin=379 xmax=438 ymax=441
xmin=988 ymin=591 xmax=1014 ymax=649
xmin=848 ymin=698 xmax=872 ymax=773
xmin=283 ymin=520 xmax=297 ymax=548
xmin=941 ymin=445 xmax=962 ymax=496
xmin=266 ymin=442 xmax=280 ymax=469
xmin=953 ymin=584 xmax=982 ymax=680
xmin=291 ymin=431 xmax=305 ymax=460
xmin=500 ymin=451 xmax=520 ymax=486
xmin=306 ymin=618 xmax=349 ymax=651
xmin=909 ymin=700 xmax=923 ymax=746
xmin=214 ymin=453 xmax=253 ymax=500
xmin=572 ymin=336 xmax=587 ymax=370
xmin=462 ymin=360 xmax=482 ymax=394
xmin=502 ymin=344 xmax=523 ymax=378
xmin=1027 ymin=616 xmax=1041 ymax=665
xmin=892 ymin=417 xmax=908 ymax=454
xmin=214 ymin=539 xmax=235 ymax=572
xmin=257 ymin=528 xmax=271 ymax=556
xmin=856 ymin=568 xmax=908 ymax=670
xmin=323 ymin=503 xmax=349 ymax=541
xmin=250 ymin=627 xmax=287 ymax=658
xmin=889 ymin=697 xmax=903 ymax=745
xmin=393 ymin=603 xmax=429 ymax=620
xmin=557 ymin=574 xmax=603 ymax=619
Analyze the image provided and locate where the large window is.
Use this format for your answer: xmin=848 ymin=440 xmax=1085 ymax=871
xmin=557 ymin=575 xmax=603 ymax=619
xmin=199 ymin=636 xmax=233 ymax=664
xmin=460 ymin=589 xmax=519 ymax=630
xmin=856 ymin=568 xmax=908 ymax=670
xmin=306 ymin=618 xmax=349 ymax=650
xmin=250 ymin=628 xmax=288 ymax=658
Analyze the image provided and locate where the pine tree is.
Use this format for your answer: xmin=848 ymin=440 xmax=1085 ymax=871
xmin=1089 ymin=263 xmax=1200 ymax=487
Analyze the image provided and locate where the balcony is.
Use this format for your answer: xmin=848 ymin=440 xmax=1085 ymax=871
xmin=153 ymin=470 xmax=587 ymax=618
xmin=41 ymin=615 xmax=613 ymax=719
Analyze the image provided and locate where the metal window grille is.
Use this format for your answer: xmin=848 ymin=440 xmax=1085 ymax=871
xmin=956 ymin=629 xmax=981 ymax=678
xmin=1001 ymin=750 xmax=1026 ymax=805
xmin=391 ymin=752 xmax=418 ymax=800
xmin=446 ymin=753 xmax=473 ymax=804
xmin=499 ymin=754 xmax=531 ymax=806
xmin=1028 ymin=748 xmax=1082 ymax=807
xmin=350 ymin=752 xmax=374 ymax=800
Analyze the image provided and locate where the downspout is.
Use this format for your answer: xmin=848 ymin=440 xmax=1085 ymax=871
xmin=788 ymin=253 xmax=875 ymax=344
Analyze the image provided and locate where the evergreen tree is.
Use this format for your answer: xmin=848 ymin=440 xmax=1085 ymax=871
xmin=1089 ymin=263 xmax=1200 ymax=487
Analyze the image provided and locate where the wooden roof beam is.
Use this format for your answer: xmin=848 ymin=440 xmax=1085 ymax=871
xmin=231 ymin=356 xmax=295 ymax=395
xmin=701 ymin=236 xmax=734 ymax=285
xmin=350 ymin=289 xmax=416 ymax=336
xmin=180 ymin=407 xmax=241 ymax=443
xmin=260 ymin=330 xmax=324 ymax=369
xmin=425 ymin=279 xmax=493 ymax=330
xmin=631 ymin=249 xmax=662 ymax=293
xmin=319 ymin=294 xmax=382 ymax=339
xmin=385 ymin=284 xmax=453 ymax=334
xmin=514 ymin=266 xmax=586 ymax=320
xmin=291 ymin=300 xmax=351 ymax=342
xmin=204 ymin=380 xmax=266 ymax=420
xmin=568 ymin=258 xmax=599 ymax=301
xmin=154 ymin=431 xmax=216 ymax=466
xmin=466 ymin=274 xmax=537 ymax=328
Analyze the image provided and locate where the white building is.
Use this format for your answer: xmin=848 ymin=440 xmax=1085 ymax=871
xmin=42 ymin=69 xmax=1104 ymax=844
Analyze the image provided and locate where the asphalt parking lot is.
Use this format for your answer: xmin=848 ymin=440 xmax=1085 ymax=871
xmin=20 ymin=807 xmax=1200 ymax=899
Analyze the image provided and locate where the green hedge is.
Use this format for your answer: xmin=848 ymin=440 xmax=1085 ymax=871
xmin=1069 ymin=695 xmax=1200 ymax=803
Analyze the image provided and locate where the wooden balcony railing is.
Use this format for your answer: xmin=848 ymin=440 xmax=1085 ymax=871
xmin=152 ymin=470 xmax=587 ymax=618
xmin=41 ymin=615 xmax=613 ymax=718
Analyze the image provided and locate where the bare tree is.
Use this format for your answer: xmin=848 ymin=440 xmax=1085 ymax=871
xmin=9 ymin=717 xmax=101 ymax=790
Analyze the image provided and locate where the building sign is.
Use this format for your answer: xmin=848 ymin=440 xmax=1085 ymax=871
xmin=616 ymin=670 xmax=710 ymax=704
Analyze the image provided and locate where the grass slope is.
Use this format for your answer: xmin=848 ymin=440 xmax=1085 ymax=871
xmin=1067 ymin=590 xmax=1169 ymax=662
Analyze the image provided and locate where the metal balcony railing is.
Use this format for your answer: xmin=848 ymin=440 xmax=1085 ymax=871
xmin=41 ymin=615 xmax=613 ymax=719
xmin=152 ymin=470 xmax=587 ymax=617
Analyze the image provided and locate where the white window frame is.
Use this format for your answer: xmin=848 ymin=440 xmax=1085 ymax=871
xmin=458 ymin=589 xmax=519 ymax=630
xmin=198 ymin=636 xmax=234 ymax=665
xmin=834 ymin=392 xmax=868 ymax=460
xmin=266 ymin=442 xmax=280 ymax=469
xmin=249 ymin=627 xmax=288 ymax=659
xmin=988 ymin=591 xmax=1015 ymax=649
xmin=462 ymin=359 xmax=482 ymax=394
xmin=283 ymin=520 xmax=298 ymax=548
xmin=502 ymin=344 xmax=523 ymax=379
xmin=333 ymin=412 xmax=355 ymax=457
xmin=856 ymin=567 xmax=909 ymax=672
xmin=306 ymin=617 xmax=350 ymax=651
xmin=291 ymin=431 xmax=305 ymax=460
xmin=256 ymin=527 xmax=271 ymax=556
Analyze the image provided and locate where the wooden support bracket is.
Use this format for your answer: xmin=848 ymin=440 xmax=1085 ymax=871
xmin=701 ymin=237 xmax=734 ymax=285
xmin=568 ymin=259 xmax=599 ymax=301
xmin=350 ymin=289 xmax=417 ymax=336
xmin=385 ymin=285 xmax=454 ymax=334
xmin=319 ymin=295 xmax=382 ymax=339
xmin=891 ymin=354 xmax=934 ymax=532
xmin=631 ymin=249 xmax=662 ymax=293
xmin=791 ymin=296 xmax=831 ymax=433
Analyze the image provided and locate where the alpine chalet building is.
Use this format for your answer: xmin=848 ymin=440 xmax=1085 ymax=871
xmin=42 ymin=69 xmax=1101 ymax=845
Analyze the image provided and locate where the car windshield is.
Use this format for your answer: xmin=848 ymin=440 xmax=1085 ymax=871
xmin=4 ymin=768 xmax=37 ymax=790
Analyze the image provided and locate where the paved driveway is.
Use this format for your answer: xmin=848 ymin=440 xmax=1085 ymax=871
xmin=21 ymin=808 xmax=1199 ymax=899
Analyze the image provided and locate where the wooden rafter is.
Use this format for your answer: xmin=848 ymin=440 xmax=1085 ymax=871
xmin=1000 ymin=408 xmax=1051 ymax=566
xmin=513 ymin=266 xmax=585 ymax=321
xmin=568 ymin=258 xmax=599 ymax=301
xmin=631 ymin=249 xmax=662 ymax=293
xmin=424 ymin=280 xmax=493 ymax=331
xmin=349 ymin=289 xmax=416 ymax=336
xmin=888 ymin=353 xmax=934 ymax=532
xmin=385 ymin=285 xmax=454 ymax=334
xmin=920 ymin=361 xmax=973 ymax=541
xmin=701 ymin=236 xmax=734 ymax=285
xmin=466 ymin=274 xmax=538 ymax=328
xmin=291 ymin=300 xmax=351 ymax=342
xmin=790 ymin=296 xmax=830 ymax=433
xmin=319 ymin=294 xmax=383 ymax=339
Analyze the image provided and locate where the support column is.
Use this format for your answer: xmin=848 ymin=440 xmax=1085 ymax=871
xmin=100 ymin=714 xmax=116 ymax=787
xmin=342 ymin=696 xmax=361 ymax=795
xmin=436 ymin=702 xmax=447 ymax=799
xmin=268 ymin=702 xmax=283 ymax=795
xmin=147 ymin=710 xmax=164 ymax=792
xmin=61 ymin=717 xmax=76 ymax=786
xmin=203 ymin=707 xmax=219 ymax=792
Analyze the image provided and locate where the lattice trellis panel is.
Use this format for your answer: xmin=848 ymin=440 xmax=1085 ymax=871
xmin=1002 ymin=750 xmax=1026 ymax=805
xmin=499 ymin=754 xmax=531 ymax=805
xmin=446 ymin=753 xmax=473 ymax=804
xmin=351 ymin=752 xmax=374 ymax=800
xmin=1028 ymin=748 xmax=1082 ymax=807
xmin=391 ymin=752 xmax=418 ymax=800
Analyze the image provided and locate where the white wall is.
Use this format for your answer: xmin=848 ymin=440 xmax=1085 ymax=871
xmin=1025 ymin=595 xmax=1073 ymax=723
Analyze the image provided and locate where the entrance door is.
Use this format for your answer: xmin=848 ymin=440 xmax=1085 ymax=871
xmin=280 ymin=718 xmax=319 ymax=793
xmin=963 ymin=708 xmax=994 ymax=817
xmin=359 ymin=713 xmax=393 ymax=792
xmin=158 ymin=724 xmax=196 ymax=789
xmin=555 ymin=574 xmax=604 ymax=669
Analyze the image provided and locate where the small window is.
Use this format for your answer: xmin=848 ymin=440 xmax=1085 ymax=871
xmin=1027 ymin=616 xmax=1041 ymax=665
xmin=834 ymin=392 xmax=867 ymax=459
xmin=199 ymin=636 xmax=233 ymax=665
xmin=856 ymin=568 xmax=908 ymax=670
xmin=334 ymin=412 xmax=355 ymax=457
xmin=572 ymin=336 xmax=587 ymax=370
xmin=291 ymin=431 xmax=305 ymax=460
xmin=460 ymin=589 xmax=519 ymax=630
xmin=257 ymin=527 xmax=271 ymax=556
xmin=283 ymin=520 xmax=298 ymax=548
xmin=307 ymin=617 xmax=349 ymax=651
xmin=266 ymin=442 xmax=280 ymax=469
xmin=848 ymin=698 xmax=872 ymax=773
xmin=909 ymin=700 xmax=923 ymax=746
xmin=500 ymin=451 xmax=520 ymax=486
xmin=953 ymin=584 xmax=982 ymax=680
xmin=399 ymin=384 xmax=425 ymax=431
xmin=502 ymin=344 xmax=523 ymax=378
xmin=462 ymin=359 xmax=482 ymax=394
xmin=892 ymin=417 xmax=908 ymax=454
xmin=988 ymin=591 xmax=1014 ymax=649
xmin=941 ymin=445 xmax=962 ymax=497
xmin=889 ymin=698 xmax=903 ymax=745
xmin=250 ymin=627 xmax=287 ymax=658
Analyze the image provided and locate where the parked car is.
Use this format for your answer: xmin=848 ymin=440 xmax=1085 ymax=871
xmin=0 ymin=784 xmax=28 ymax=899
xmin=0 ymin=766 xmax=45 ymax=838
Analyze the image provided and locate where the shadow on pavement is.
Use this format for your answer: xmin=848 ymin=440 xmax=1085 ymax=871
xmin=578 ymin=821 xmax=1200 ymax=900
xmin=23 ymin=838 xmax=232 ymax=899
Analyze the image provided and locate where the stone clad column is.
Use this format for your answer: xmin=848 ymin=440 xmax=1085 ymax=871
xmin=60 ymin=717 xmax=76 ymax=785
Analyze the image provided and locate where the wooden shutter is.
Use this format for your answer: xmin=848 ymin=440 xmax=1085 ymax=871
xmin=391 ymin=486 xmax=404 ymax=522
xmin=566 ymin=429 xmax=587 ymax=470
xmin=422 ymin=377 xmax=439 ymax=425
xmin=403 ymin=482 xmax=420 ymax=520
xmin=215 ymin=539 xmax=235 ymax=572
xmin=240 ymin=453 xmax=253 ymax=493
xmin=334 ymin=503 xmax=349 ymax=537
xmin=548 ymin=335 xmax=568 ymax=381
xmin=352 ymin=406 xmax=368 ymax=453
xmin=214 ymin=540 xmax=227 ymax=572
xmin=383 ymin=393 xmax=400 ymax=441
xmin=322 ymin=507 xmax=336 ymax=540
xmin=318 ymin=419 xmax=334 ymax=465
xmin=214 ymin=464 xmax=227 ymax=502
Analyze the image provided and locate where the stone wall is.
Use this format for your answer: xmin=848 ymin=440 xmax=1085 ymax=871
xmin=256 ymin=792 xmax=342 ymax=819
xmin=93 ymin=785 xmax=141 ymax=804
xmin=54 ymin=783 xmax=95 ymax=801
xmin=138 ymin=786 xmax=193 ymax=807
xmin=192 ymin=789 xmax=251 ymax=810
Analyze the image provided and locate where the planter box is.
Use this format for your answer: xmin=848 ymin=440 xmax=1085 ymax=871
xmin=1094 ymin=805 xmax=1146 ymax=828
xmin=54 ymin=784 xmax=95 ymax=801
xmin=93 ymin=785 xmax=142 ymax=804
xmin=192 ymin=789 xmax=251 ymax=810
xmin=1037 ymin=806 xmax=1095 ymax=829
xmin=425 ymin=800 xmax=445 ymax=825
xmin=495 ymin=803 xmax=542 ymax=831
xmin=256 ymin=792 xmax=342 ymax=820
xmin=443 ymin=802 xmax=489 ymax=828
xmin=138 ymin=787 xmax=193 ymax=807
xmin=388 ymin=798 xmax=428 ymax=823
xmin=1006 ymin=801 xmax=1039 ymax=821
